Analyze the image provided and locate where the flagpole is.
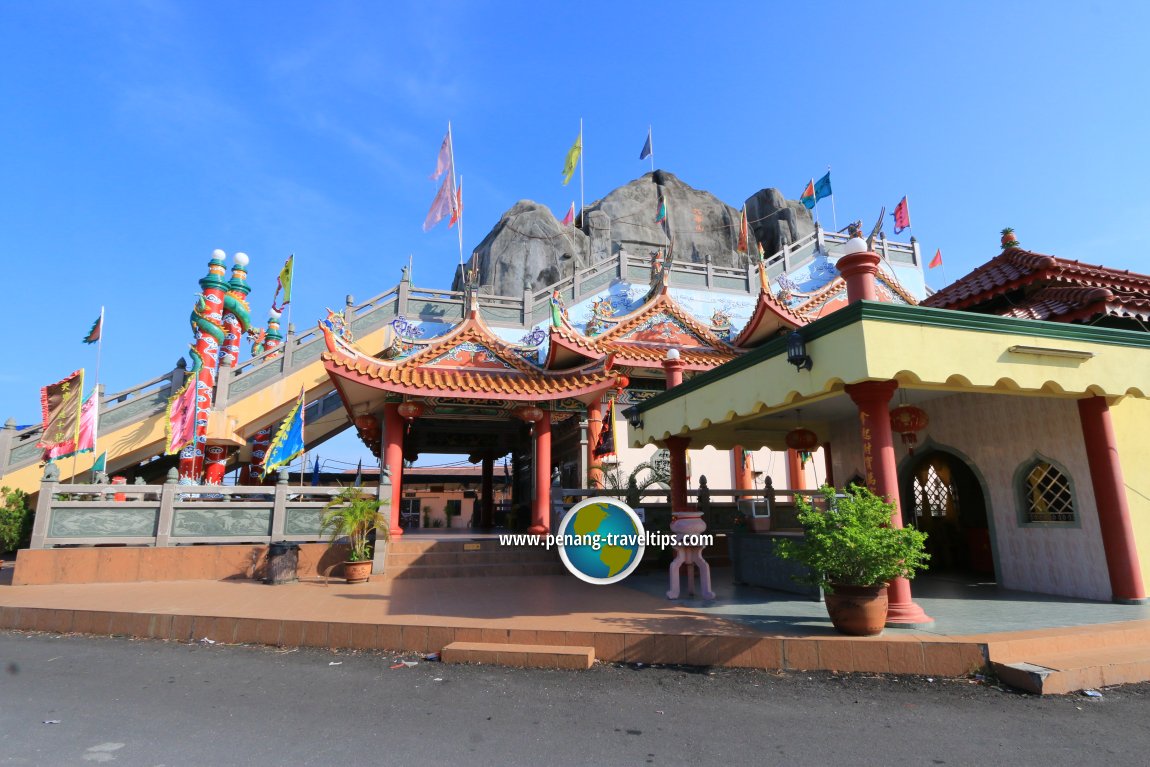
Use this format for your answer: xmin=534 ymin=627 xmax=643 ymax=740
xmin=579 ymin=118 xmax=584 ymax=224
xmin=648 ymin=125 xmax=655 ymax=173
xmin=300 ymin=388 xmax=307 ymax=489
xmin=827 ymin=166 xmax=837 ymax=232
xmin=286 ymin=254 xmax=295 ymax=345
xmin=92 ymin=306 xmax=104 ymax=480
xmin=448 ymin=121 xmax=464 ymax=273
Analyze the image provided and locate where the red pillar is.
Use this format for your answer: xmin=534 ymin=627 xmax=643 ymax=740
xmin=528 ymin=410 xmax=552 ymax=535
xmin=786 ymin=449 xmax=806 ymax=491
xmin=666 ymin=436 xmax=692 ymax=513
xmin=587 ymin=397 xmax=604 ymax=488
xmin=382 ymin=402 xmax=405 ymax=538
xmin=733 ymin=446 xmax=755 ymax=494
xmin=1078 ymin=396 xmax=1147 ymax=602
xmin=836 ymin=249 xmax=881 ymax=303
xmin=845 ymin=380 xmax=933 ymax=626
xmin=481 ymin=455 xmax=495 ymax=529
xmin=663 ymin=354 xmax=685 ymax=389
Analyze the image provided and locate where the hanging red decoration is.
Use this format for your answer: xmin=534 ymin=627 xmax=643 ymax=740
xmin=614 ymin=374 xmax=630 ymax=394
xmin=514 ymin=405 xmax=545 ymax=423
xmin=784 ymin=427 xmax=819 ymax=452
xmin=354 ymin=413 xmax=379 ymax=434
xmin=890 ymin=404 xmax=929 ymax=453
xmin=397 ymin=401 xmax=425 ymax=422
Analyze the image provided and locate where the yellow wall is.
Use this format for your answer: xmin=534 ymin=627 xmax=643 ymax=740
xmin=1111 ymin=397 xmax=1150 ymax=594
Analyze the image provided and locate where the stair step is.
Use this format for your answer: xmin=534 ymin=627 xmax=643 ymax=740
xmin=385 ymin=550 xmax=559 ymax=567
xmin=441 ymin=641 xmax=595 ymax=669
xmin=383 ymin=562 xmax=567 ymax=579
xmin=992 ymin=644 xmax=1150 ymax=695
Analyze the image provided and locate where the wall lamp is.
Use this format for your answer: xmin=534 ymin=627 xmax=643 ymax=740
xmin=623 ymin=406 xmax=643 ymax=430
xmin=786 ymin=330 xmax=813 ymax=372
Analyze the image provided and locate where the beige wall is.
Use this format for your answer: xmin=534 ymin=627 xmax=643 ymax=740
xmin=1110 ymin=396 xmax=1150 ymax=594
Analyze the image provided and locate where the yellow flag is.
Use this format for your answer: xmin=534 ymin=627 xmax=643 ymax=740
xmin=562 ymin=134 xmax=581 ymax=186
xmin=276 ymin=255 xmax=294 ymax=306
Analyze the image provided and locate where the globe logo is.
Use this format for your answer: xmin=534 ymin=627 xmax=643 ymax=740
xmin=557 ymin=497 xmax=646 ymax=585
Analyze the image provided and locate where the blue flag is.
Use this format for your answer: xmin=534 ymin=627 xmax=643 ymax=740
xmin=311 ymin=455 xmax=321 ymax=486
xmin=639 ymin=130 xmax=652 ymax=160
xmin=814 ymin=172 xmax=832 ymax=201
xmin=263 ymin=390 xmax=305 ymax=478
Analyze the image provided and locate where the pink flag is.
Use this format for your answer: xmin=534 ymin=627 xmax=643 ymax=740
xmin=893 ymin=196 xmax=911 ymax=233
xmin=449 ymin=177 xmax=463 ymax=228
xmin=561 ymin=202 xmax=574 ymax=227
xmin=929 ymin=249 xmax=943 ymax=269
xmin=165 ymin=380 xmax=197 ymax=455
xmin=43 ymin=391 xmax=97 ymax=462
xmin=423 ymin=175 xmax=454 ymax=232
xmin=430 ymin=131 xmax=453 ymax=181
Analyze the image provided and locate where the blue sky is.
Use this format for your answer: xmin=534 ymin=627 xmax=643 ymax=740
xmin=2 ymin=1 xmax=1147 ymax=468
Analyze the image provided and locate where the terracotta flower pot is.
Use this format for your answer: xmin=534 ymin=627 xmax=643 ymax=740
xmin=343 ymin=560 xmax=373 ymax=584
xmin=824 ymin=583 xmax=889 ymax=636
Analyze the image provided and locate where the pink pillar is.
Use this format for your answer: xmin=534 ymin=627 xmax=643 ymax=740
xmin=528 ymin=410 xmax=552 ymax=535
xmin=382 ymin=402 xmax=405 ymax=538
xmin=587 ymin=397 xmax=604 ymax=488
xmin=845 ymin=380 xmax=933 ymax=626
xmin=665 ymin=436 xmax=691 ymax=513
xmin=822 ymin=442 xmax=835 ymax=488
xmin=836 ymin=249 xmax=881 ymax=303
xmin=1078 ymin=396 xmax=1147 ymax=602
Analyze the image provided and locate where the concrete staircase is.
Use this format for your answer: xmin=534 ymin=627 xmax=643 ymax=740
xmin=988 ymin=621 xmax=1150 ymax=694
xmin=381 ymin=537 xmax=566 ymax=579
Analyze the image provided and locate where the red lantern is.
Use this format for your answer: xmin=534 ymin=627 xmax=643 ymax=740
xmin=890 ymin=404 xmax=929 ymax=453
xmin=614 ymin=374 xmax=630 ymax=392
xmin=784 ymin=427 xmax=819 ymax=452
xmin=514 ymin=406 xmax=545 ymax=423
xmin=353 ymin=414 xmax=379 ymax=434
xmin=397 ymin=401 xmax=425 ymax=422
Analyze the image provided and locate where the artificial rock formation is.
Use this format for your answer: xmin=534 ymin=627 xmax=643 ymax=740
xmin=460 ymin=171 xmax=811 ymax=295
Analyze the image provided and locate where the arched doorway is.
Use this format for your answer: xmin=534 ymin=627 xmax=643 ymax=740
xmin=898 ymin=445 xmax=995 ymax=578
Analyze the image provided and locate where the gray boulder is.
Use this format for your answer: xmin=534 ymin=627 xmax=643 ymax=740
xmin=581 ymin=170 xmax=755 ymax=267
xmin=458 ymin=200 xmax=589 ymax=296
xmin=744 ymin=187 xmax=815 ymax=255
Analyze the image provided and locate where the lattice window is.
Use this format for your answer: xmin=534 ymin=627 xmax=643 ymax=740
xmin=1023 ymin=461 xmax=1075 ymax=523
xmin=913 ymin=464 xmax=957 ymax=518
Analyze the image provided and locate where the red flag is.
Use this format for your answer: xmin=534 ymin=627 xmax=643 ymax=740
xmin=929 ymin=249 xmax=943 ymax=269
xmin=430 ymin=130 xmax=452 ymax=181
xmin=423 ymin=175 xmax=454 ymax=232
xmin=893 ymin=196 xmax=911 ymax=233
xmin=449 ymin=177 xmax=463 ymax=228
xmin=164 ymin=379 xmax=197 ymax=455
xmin=561 ymin=202 xmax=574 ymax=227
xmin=38 ymin=370 xmax=85 ymax=456
xmin=737 ymin=206 xmax=748 ymax=253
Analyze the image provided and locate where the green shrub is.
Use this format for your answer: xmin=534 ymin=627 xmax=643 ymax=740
xmin=775 ymin=484 xmax=929 ymax=592
xmin=0 ymin=486 xmax=33 ymax=552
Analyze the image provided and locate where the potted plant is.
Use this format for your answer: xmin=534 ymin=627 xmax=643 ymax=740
xmin=321 ymin=487 xmax=389 ymax=584
xmin=775 ymin=484 xmax=929 ymax=636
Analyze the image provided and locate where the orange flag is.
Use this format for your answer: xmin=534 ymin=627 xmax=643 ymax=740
xmin=929 ymin=249 xmax=943 ymax=269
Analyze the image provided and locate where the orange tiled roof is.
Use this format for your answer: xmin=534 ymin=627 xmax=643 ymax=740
xmin=546 ymin=284 xmax=741 ymax=371
xmin=321 ymin=309 xmax=619 ymax=402
xmin=922 ymin=247 xmax=1150 ymax=323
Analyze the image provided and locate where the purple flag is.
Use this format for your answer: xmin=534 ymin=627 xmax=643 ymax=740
xmin=423 ymin=175 xmax=454 ymax=232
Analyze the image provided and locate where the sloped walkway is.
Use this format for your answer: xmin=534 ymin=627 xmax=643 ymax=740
xmin=2 ymin=564 xmax=1149 ymax=691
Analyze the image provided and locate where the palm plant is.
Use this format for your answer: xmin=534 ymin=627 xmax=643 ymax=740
xmin=591 ymin=460 xmax=669 ymax=506
xmin=320 ymin=487 xmax=389 ymax=562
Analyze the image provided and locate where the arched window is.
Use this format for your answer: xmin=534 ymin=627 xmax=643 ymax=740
xmin=913 ymin=462 xmax=958 ymax=518
xmin=1019 ymin=458 xmax=1076 ymax=524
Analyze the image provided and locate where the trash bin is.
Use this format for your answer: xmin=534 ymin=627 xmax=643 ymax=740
xmin=265 ymin=541 xmax=300 ymax=585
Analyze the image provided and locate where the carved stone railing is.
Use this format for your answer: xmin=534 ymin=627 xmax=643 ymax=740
xmin=28 ymin=466 xmax=389 ymax=548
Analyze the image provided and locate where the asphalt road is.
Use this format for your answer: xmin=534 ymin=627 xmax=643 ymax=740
xmin=2 ymin=631 xmax=1149 ymax=766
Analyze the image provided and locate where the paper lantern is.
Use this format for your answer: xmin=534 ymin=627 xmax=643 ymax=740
xmin=397 ymin=401 xmax=425 ymax=422
xmin=784 ymin=427 xmax=819 ymax=452
xmin=890 ymin=404 xmax=929 ymax=452
xmin=514 ymin=406 xmax=545 ymax=423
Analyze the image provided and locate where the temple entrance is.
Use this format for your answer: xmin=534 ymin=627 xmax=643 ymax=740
xmin=899 ymin=447 xmax=994 ymax=578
